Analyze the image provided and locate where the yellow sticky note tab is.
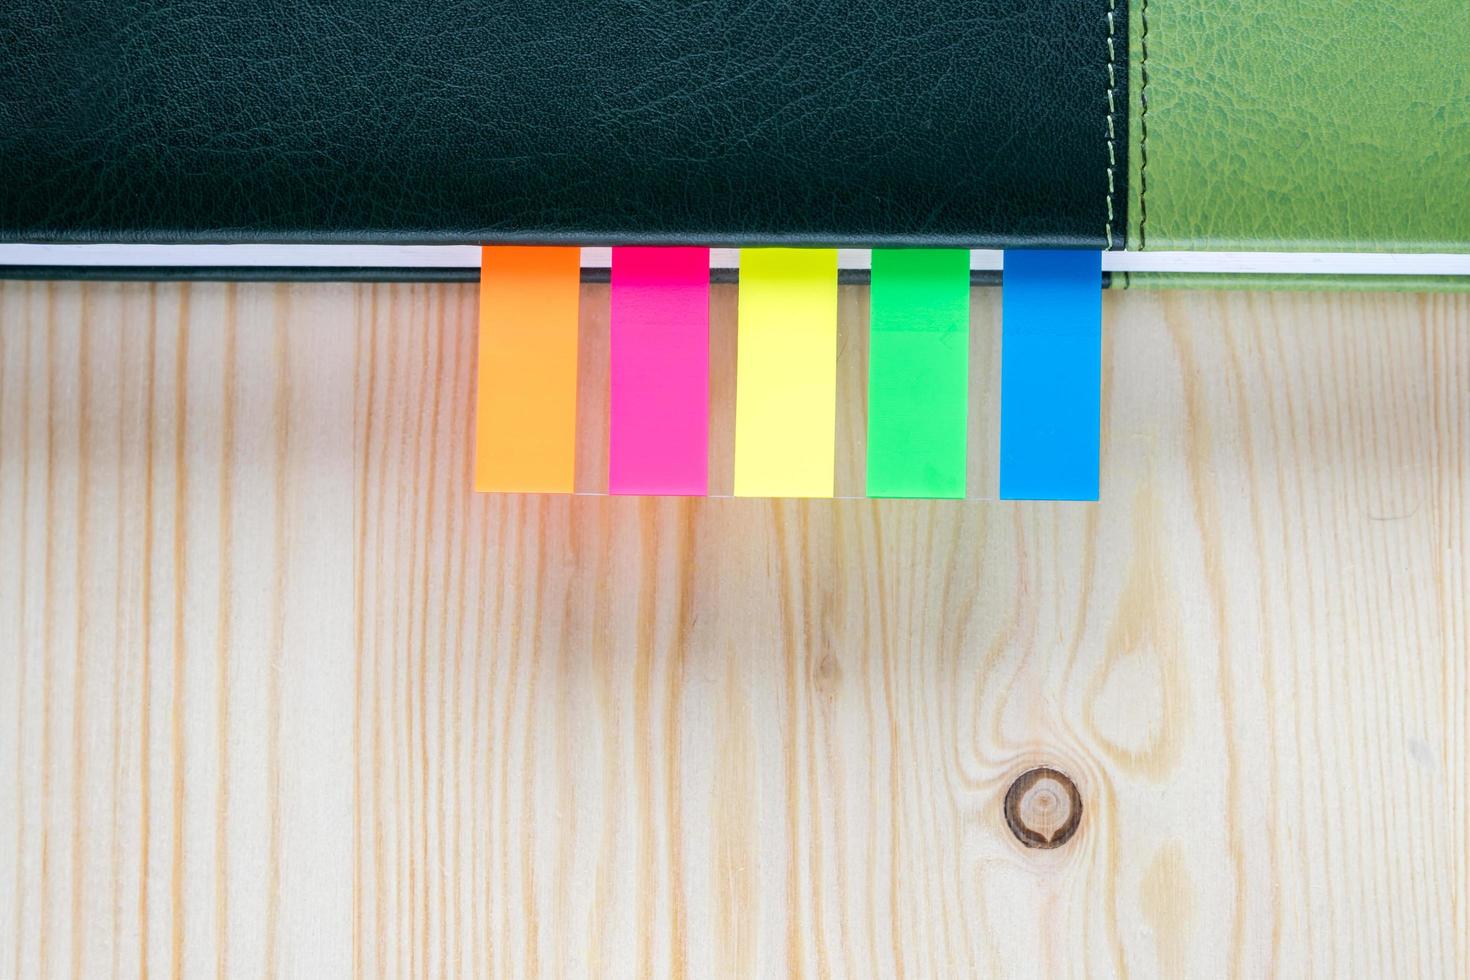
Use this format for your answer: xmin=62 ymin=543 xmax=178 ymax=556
xmin=733 ymin=248 xmax=838 ymax=497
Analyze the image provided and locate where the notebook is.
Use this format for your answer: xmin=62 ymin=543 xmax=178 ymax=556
xmin=3 ymin=0 xmax=1467 ymax=283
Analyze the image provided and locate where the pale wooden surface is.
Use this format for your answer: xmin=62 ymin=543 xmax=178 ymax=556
xmin=1 ymin=281 xmax=1466 ymax=978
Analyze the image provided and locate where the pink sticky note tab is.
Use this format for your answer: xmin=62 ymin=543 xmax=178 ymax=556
xmin=609 ymin=247 xmax=711 ymax=495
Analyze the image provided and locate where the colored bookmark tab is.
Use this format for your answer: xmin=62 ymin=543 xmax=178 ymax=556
xmin=999 ymin=250 xmax=1103 ymax=501
xmin=734 ymin=248 xmax=838 ymax=497
xmin=474 ymin=246 xmax=581 ymax=493
xmin=609 ymin=247 xmax=711 ymax=495
xmin=867 ymin=249 xmax=970 ymax=498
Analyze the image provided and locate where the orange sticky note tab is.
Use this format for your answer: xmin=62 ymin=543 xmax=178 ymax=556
xmin=475 ymin=246 xmax=581 ymax=492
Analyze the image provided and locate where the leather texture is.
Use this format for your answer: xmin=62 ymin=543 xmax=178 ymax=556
xmin=1 ymin=0 xmax=1120 ymax=248
xmin=1128 ymin=0 xmax=1470 ymax=252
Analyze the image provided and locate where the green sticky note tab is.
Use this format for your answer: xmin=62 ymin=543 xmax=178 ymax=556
xmin=866 ymin=249 xmax=970 ymax=499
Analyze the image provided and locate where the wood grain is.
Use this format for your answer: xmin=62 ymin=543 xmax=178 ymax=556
xmin=1 ymin=280 xmax=1466 ymax=977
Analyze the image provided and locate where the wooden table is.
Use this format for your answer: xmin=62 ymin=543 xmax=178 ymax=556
xmin=2 ymin=281 xmax=1466 ymax=977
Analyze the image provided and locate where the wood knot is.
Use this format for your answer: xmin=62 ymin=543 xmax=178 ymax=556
xmin=1004 ymin=767 xmax=1082 ymax=849
xmin=813 ymin=654 xmax=842 ymax=694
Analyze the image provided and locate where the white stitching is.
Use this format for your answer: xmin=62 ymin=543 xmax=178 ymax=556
xmin=1105 ymin=0 xmax=1117 ymax=251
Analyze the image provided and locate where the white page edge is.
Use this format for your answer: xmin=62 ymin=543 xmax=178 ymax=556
xmin=1 ymin=243 xmax=1467 ymax=276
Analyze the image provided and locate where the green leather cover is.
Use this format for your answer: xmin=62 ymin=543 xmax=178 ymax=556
xmin=1128 ymin=0 xmax=1470 ymax=252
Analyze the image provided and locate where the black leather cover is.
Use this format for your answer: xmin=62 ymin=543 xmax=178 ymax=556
xmin=1 ymin=0 xmax=1121 ymax=248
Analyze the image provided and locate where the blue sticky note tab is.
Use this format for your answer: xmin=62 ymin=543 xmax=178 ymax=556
xmin=999 ymin=250 xmax=1103 ymax=501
